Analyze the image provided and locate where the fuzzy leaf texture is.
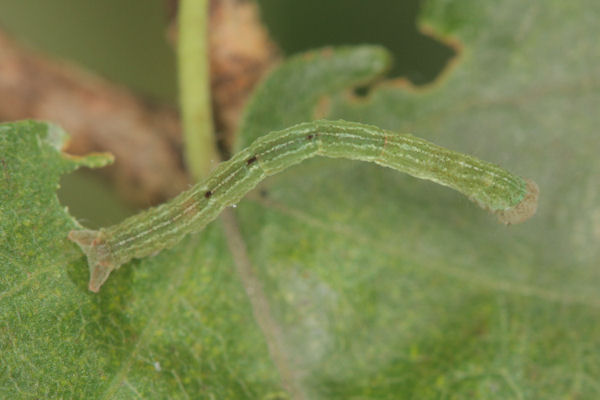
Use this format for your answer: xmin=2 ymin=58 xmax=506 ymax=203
xmin=2 ymin=1 xmax=600 ymax=399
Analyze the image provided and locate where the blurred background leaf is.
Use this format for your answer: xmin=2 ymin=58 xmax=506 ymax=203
xmin=0 ymin=0 xmax=455 ymax=227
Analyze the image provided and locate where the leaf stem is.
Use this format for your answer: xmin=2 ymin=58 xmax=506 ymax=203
xmin=177 ymin=0 xmax=217 ymax=181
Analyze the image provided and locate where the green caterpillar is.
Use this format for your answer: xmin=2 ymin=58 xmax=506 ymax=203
xmin=70 ymin=120 xmax=538 ymax=292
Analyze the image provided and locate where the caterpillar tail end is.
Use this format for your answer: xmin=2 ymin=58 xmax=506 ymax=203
xmin=496 ymin=179 xmax=539 ymax=225
xmin=68 ymin=229 xmax=115 ymax=293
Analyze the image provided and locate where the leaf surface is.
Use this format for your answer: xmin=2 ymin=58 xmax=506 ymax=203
xmin=0 ymin=122 xmax=284 ymax=398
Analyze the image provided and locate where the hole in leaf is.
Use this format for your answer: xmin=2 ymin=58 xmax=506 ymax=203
xmin=257 ymin=0 xmax=456 ymax=85
xmin=58 ymin=169 xmax=136 ymax=229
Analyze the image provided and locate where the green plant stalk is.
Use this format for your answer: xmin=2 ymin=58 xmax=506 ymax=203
xmin=178 ymin=0 xmax=217 ymax=180
xmin=69 ymin=120 xmax=539 ymax=292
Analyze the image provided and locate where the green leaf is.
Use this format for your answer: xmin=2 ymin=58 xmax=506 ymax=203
xmin=237 ymin=2 xmax=600 ymax=398
xmin=237 ymin=46 xmax=391 ymax=149
xmin=2 ymin=0 xmax=600 ymax=398
xmin=0 ymin=122 xmax=284 ymax=398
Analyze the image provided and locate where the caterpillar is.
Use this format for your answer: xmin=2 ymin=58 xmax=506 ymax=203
xmin=69 ymin=120 xmax=538 ymax=292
